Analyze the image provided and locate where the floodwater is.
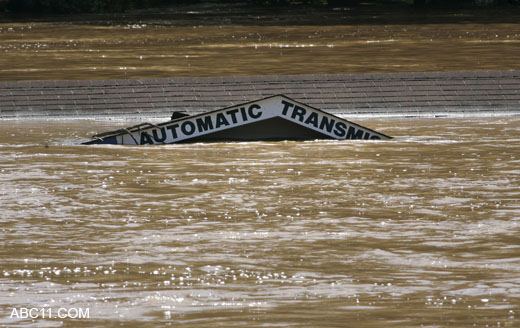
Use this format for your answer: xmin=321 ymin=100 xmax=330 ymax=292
xmin=0 ymin=117 xmax=519 ymax=327
xmin=1 ymin=5 xmax=520 ymax=80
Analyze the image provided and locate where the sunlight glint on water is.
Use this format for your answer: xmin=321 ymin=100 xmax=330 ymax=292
xmin=0 ymin=118 xmax=519 ymax=327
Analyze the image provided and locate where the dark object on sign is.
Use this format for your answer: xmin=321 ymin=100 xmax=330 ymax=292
xmin=82 ymin=95 xmax=391 ymax=145
xmin=171 ymin=111 xmax=189 ymax=120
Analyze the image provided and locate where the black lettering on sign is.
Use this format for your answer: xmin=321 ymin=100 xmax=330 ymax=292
xmin=281 ymin=100 xmax=294 ymax=115
xmin=239 ymin=107 xmax=248 ymax=122
xmin=292 ymin=105 xmax=306 ymax=122
xmin=319 ymin=116 xmax=335 ymax=133
xmin=333 ymin=121 xmax=347 ymax=137
xmin=167 ymin=124 xmax=180 ymax=139
xmin=181 ymin=121 xmax=196 ymax=135
xmin=216 ymin=113 xmax=230 ymax=128
xmin=140 ymin=131 xmax=153 ymax=145
xmin=196 ymin=116 xmax=213 ymax=132
xmin=152 ymin=127 xmax=167 ymax=142
xmin=304 ymin=112 xmax=319 ymax=128
xmin=370 ymin=135 xmax=381 ymax=140
xmin=226 ymin=108 xmax=239 ymax=124
xmin=346 ymin=126 xmax=364 ymax=139
xmin=248 ymin=104 xmax=262 ymax=119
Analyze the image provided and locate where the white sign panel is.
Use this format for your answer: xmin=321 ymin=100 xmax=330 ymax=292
xmin=85 ymin=95 xmax=390 ymax=145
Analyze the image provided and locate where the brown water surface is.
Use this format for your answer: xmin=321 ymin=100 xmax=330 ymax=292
xmin=1 ymin=6 xmax=520 ymax=81
xmin=0 ymin=118 xmax=519 ymax=327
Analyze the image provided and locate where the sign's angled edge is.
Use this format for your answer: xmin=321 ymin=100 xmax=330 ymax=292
xmin=155 ymin=94 xmax=282 ymax=129
xmin=83 ymin=94 xmax=391 ymax=144
xmin=274 ymin=94 xmax=392 ymax=140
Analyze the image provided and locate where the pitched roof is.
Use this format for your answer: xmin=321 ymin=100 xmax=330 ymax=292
xmin=83 ymin=95 xmax=391 ymax=145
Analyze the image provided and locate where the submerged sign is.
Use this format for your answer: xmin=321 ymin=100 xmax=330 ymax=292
xmin=83 ymin=95 xmax=391 ymax=145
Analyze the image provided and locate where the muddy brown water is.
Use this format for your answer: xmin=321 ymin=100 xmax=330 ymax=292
xmin=1 ymin=6 xmax=520 ymax=81
xmin=1 ymin=5 xmax=520 ymax=327
xmin=0 ymin=118 xmax=519 ymax=327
